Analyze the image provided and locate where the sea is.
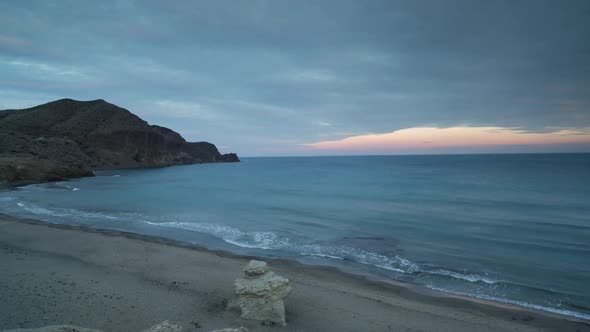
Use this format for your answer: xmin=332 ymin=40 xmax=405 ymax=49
xmin=1 ymin=154 xmax=589 ymax=320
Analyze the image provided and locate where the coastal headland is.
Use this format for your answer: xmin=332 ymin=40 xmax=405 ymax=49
xmin=0 ymin=99 xmax=238 ymax=187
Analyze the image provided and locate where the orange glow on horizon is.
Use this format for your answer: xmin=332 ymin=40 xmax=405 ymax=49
xmin=305 ymin=127 xmax=590 ymax=152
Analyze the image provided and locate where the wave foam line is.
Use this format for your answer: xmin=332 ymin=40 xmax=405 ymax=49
xmin=142 ymin=221 xmax=506 ymax=285
xmin=15 ymin=202 xmax=119 ymax=220
xmin=143 ymin=221 xmax=419 ymax=274
xmin=425 ymin=269 xmax=499 ymax=284
xmin=155 ymin=222 xmax=499 ymax=284
xmin=16 ymin=202 xmax=65 ymax=217
xmin=427 ymin=285 xmax=590 ymax=320
xmin=143 ymin=221 xmax=288 ymax=250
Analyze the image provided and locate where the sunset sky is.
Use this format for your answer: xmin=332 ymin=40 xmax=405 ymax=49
xmin=1 ymin=1 xmax=589 ymax=156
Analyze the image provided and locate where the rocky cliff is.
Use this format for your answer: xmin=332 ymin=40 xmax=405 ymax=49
xmin=0 ymin=99 xmax=238 ymax=186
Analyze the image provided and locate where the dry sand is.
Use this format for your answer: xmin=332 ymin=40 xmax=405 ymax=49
xmin=1 ymin=214 xmax=588 ymax=332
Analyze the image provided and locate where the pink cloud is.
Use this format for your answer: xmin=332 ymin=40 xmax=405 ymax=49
xmin=304 ymin=127 xmax=590 ymax=152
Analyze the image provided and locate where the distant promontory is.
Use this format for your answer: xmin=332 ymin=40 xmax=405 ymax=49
xmin=0 ymin=98 xmax=239 ymax=186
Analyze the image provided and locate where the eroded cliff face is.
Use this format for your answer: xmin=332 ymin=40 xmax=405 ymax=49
xmin=0 ymin=98 xmax=239 ymax=186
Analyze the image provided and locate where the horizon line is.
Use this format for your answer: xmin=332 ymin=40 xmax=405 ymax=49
xmin=237 ymin=151 xmax=590 ymax=158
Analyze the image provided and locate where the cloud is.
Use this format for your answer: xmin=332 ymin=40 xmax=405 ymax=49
xmin=1 ymin=59 xmax=89 ymax=79
xmin=312 ymin=121 xmax=332 ymax=127
xmin=284 ymin=69 xmax=337 ymax=82
xmin=305 ymin=126 xmax=590 ymax=154
xmin=149 ymin=100 xmax=222 ymax=121
xmin=0 ymin=1 xmax=589 ymax=156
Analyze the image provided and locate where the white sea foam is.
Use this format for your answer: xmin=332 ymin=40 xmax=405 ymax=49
xmin=426 ymin=269 xmax=499 ymax=284
xmin=305 ymin=253 xmax=345 ymax=260
xmin=143 ymin=221 xmax=289 ymax=250
xmin=142 ymin=220 xmax=420 ymax=274
xmin=65 ymin=209 xmax=118 ymax=220
xmin=426 ymin=285 xmax=590 ymax=320
xmin=72 ymin=188 xmax=80 ymax=191
xmin=144 ymin=220 xmax=509 ymax=287
xmin=16 ymin=202 xmax=64 ymax=217
xmin=15 ymin=201 xmax=119 ymax=220
xmin=309 ymin=245 xmax=419 ymax=274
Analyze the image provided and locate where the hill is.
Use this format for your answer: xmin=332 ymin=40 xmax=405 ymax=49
xmin=0 ymin=99 xmax=238 ymax=186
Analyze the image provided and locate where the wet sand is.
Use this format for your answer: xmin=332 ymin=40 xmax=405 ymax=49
xmin=1 ymin=214 xmax=588 ymax=332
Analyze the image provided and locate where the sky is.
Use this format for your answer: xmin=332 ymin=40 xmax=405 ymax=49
xmin=1 ymin=0 xmax=589 ymax=156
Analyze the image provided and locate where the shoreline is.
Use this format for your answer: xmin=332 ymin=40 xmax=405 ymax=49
xmin=1 ymin=213 xmax=589 ymax=331
xmin=0 ymin=159 xmax=241 ymax=190
xmin=3 ymin=213 xmax=589 ymax=323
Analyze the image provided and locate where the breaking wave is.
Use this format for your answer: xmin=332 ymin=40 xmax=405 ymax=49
xmin=427 ymin=285 xmax=590 ymax=320
xmin=143 ymin=221 xmax=506 ymax=285
xmin=64 ymin=185 xmax=80 ymax=191
xmin=143 ymin=221 xmax=289 ymax=250
xmin=425 ymin=268 xmax=499 ymax=284
xmin=16 ymin=202 xmax=65 ymax=217
xmin=4 ymin=204 xmax=526 ymax=290
xmin=14 ymin=201 xmax=118 ymax=220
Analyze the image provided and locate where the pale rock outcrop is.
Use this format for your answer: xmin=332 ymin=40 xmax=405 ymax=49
xmin=228 ymin=260 xmax=291 ymax=326
xmin=244 ymin=260 xmax=269 ymax=277
xmin=209 ymin=328 xmax=248 ymax=332
xmin=142 ymin=321 xmax=183 ymax=332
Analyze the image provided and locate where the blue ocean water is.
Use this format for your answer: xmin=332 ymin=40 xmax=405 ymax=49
xmin=1 ymin=154 xmax=589 ymax=319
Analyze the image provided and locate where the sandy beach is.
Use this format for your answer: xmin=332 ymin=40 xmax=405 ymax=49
xmin=0 ymin=214 xmax=588 ymax=332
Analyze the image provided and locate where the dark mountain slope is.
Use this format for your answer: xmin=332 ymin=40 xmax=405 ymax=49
xmin=0 ymin=99 xmax=238 ymax=186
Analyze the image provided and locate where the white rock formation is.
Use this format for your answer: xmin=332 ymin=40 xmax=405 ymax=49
xmin=142 ymin=321 xmax=183 ymax=332
xmin=209 ymin=328 xmax=248 ymax=332
xmin=228 ymin=260 xmax=291 ymax=326
xmin=143 ymin=320 xmax=184 ymax=332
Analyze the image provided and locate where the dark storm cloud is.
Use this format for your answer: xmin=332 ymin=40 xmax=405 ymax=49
xmin=1 ymin=0 xmax=589 ymax=155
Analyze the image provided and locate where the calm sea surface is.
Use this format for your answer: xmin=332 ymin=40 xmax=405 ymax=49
xmin=1 ymin=154 xmax=589 ymax=319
